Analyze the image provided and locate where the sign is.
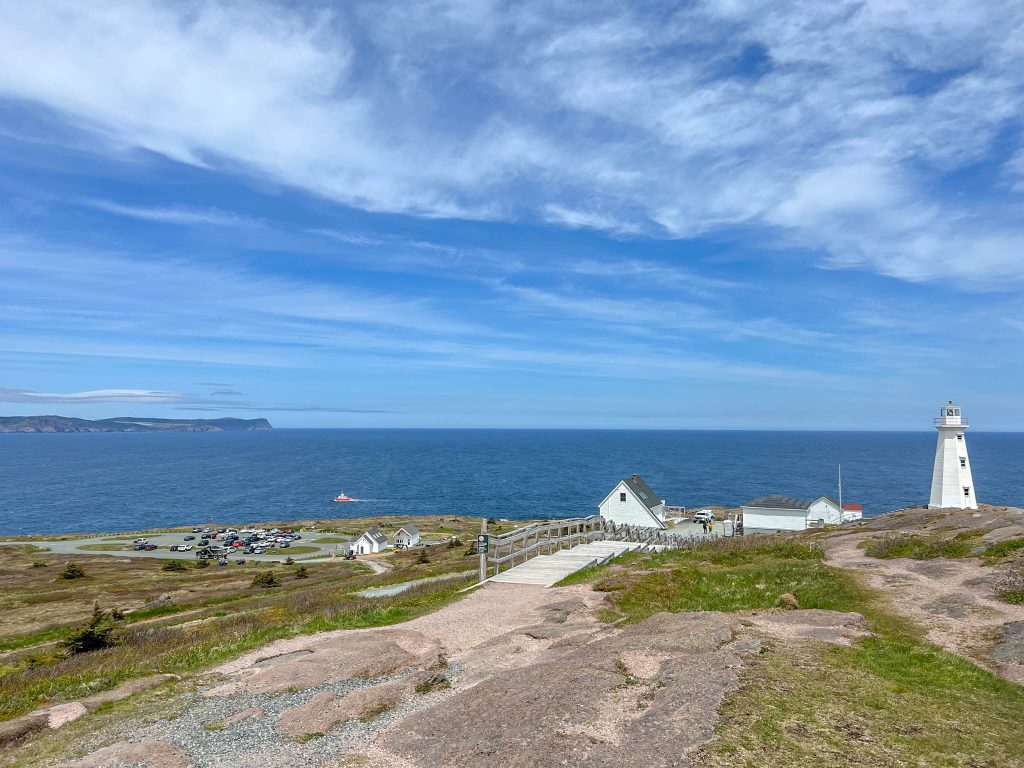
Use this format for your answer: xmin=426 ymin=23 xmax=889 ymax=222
xmin=477 ymin=533 xmax=489 ymax=552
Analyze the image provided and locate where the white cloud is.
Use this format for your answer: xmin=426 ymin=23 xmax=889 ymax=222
xmin=0 ymin=387 xmax=186 ymax=404
xmin=84 ymin=200 xmax=262 ymax=228
xmin=1 ymin=1 xmax=1023 ymax=284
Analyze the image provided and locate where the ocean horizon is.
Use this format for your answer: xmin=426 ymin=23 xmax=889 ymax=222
xmin=2 ymin=428 xmax=1021 ymax=536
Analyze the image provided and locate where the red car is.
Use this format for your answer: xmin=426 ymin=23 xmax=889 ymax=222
xmin=144 ymin=544 xmax=158 ymax=551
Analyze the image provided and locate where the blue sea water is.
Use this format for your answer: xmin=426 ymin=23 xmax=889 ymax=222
xmin=0 ymin=429 xmax=1021 ymax=535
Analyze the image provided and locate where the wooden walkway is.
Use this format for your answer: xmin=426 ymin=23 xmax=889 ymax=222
xmin=488 ymin=540 xmax=647 ymax=587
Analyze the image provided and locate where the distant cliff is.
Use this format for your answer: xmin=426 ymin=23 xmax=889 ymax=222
xmin=0 ymin=415 xmax=273 ymax=433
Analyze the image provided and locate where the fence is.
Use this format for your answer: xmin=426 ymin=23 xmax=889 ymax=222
xmin=485 ymin=516 xmax=719 ymax=577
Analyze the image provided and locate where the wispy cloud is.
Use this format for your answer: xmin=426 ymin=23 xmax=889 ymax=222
xmin=0 ymin=387 xmax=394 ymax=414
xmin=0 ymin=387 xmax=188 ymax=404
xmin=83 ymin=199 xmax=263 ymax=228
xmin=1 ymin=2 xmax=1022 ymax=285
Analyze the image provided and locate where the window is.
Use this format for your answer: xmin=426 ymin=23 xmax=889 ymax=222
xmin=964 ymin=487 xmax=970 ymax=496
xmin=960 ymin=457 xmax=966 ymax=467
xmin=619 ymin=492 xmax=627 ymax=502
xmin=957 ymin=433 xmax=964 ymax=440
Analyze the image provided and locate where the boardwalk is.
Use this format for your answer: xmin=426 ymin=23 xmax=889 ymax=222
xmin=488 ymin=540 xmax=647 ymax=587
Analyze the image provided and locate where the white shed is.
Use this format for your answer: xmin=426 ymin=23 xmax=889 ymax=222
xmin=741 ymin=496 xmax=842 ymax=533
xmin=598 ymin=474 xmax=668 ymax=529
xmin=394 ymin=524 xmax=420 ymax=548
xmin=349 ymin=527 xmax=388 ymax=554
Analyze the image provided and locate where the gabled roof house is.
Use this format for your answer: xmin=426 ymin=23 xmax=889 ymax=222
xmin=598 ymin=474 xmax=668 ymax=529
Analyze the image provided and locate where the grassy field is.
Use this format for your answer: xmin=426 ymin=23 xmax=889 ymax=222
xmin=562 ymin=535 xmax=1024 ymax=767
xmin=0 ymin=524 xmax=484 ymax=723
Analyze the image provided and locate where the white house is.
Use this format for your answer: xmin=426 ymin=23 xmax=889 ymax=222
xmin=741 ymin=496 xmax=843 ymax=533
xmin=349 ymin=527 xmax=388 ymax=555
xmin=393 ymin=524 xmax=420 ymax=548
xmin=598 ymin=474 xmax=668 ymax=529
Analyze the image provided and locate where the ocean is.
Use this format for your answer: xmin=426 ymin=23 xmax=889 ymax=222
xmin=0 ymin=429 xmax=1021 ymax=535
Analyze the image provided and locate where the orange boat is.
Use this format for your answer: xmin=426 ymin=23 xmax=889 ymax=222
xmin=333 ymin=491 xmax=354 ymax=502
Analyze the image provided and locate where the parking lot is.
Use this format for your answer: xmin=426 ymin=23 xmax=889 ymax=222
xmin=11 ymin=529 xmax=354 ymax=562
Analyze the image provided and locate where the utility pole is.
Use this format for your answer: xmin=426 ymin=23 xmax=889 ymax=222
xmin=838 ymin=464 xmax=843 ymax=515
xmin=478 ymin=517 xmax=488 ymax=583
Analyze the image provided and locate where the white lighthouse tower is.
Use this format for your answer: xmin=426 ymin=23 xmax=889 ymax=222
xmin=928 ymin=401 xmax=977 ymax=510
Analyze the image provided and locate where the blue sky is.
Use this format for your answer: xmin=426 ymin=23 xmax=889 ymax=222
xmin=1 ymin=0 xmax=1022 ymax=429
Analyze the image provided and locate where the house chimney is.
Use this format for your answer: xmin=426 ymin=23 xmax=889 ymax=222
xmin=631 ymin=474 xmax=639 ymax=481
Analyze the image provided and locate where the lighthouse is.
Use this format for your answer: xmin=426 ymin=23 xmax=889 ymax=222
xmin=928 ymin=401 xmax=977 ymax=509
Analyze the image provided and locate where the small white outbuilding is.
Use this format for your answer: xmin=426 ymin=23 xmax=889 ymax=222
xmin=741 ymin=496 xmax=843 ymax=533
xmin=349 ymin=527 xmax=388 ymax=555
xmin=393 ymin=524 xmax=420 ymax=548
xmin=598 ymin=474 xmax=668 ymax=529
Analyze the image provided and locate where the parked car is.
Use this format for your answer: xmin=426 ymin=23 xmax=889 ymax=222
xmin=192 ymin=527 xmax=202 ymax=533
xmin=133 ymin=543 xmax=146 ymax=551
xmin=692 ymin=510 xmax=717 ymax=523
xmin=144 ymin=544 xmax=158 ymax=551
xmin=279 ymin=542 xmax=290 ymax=548
xmin=133 ymin=537 xmax=148 ymax=544
xmin=252 ymin=547 xmax=265 ymax=554
xmin=183 ymin=535 xmax=196 ymax=541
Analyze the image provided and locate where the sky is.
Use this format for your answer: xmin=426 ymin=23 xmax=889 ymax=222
xmin=0 ymin=0 xmax=1022 ymax=430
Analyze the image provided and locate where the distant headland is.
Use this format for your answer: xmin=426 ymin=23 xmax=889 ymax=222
xmin=0 ymin=415 xmax=272 ymax=433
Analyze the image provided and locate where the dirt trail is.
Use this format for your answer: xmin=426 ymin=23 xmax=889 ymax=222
xmin=825 ymin=532 xmax=1024 ymax=682
xmin=59 ymin=583 xmax=870 ymax=768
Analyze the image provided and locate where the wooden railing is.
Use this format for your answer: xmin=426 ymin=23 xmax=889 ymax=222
xmin=485 ymin=516 xmax=721 ymax=577
xmin=486 ymin=516 xmax=605 ymax=577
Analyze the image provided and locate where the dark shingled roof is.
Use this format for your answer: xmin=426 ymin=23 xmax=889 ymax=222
xmin=744 ymin=495 xmax=812 ymax=510
xmin=362 ymin=526 xmax=387 ymax=544
xmin=625 ymin=474 xmax=663 ymax=511
xmin=397 ymin=524 xmax=419 ymax=537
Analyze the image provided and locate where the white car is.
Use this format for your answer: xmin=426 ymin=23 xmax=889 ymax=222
xmin=693 ymin=510 xmax=716 ymax=523
xmin=170 ymin=545 xmax=193 ymax=552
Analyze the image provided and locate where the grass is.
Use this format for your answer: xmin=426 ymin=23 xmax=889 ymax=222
xmin=860 ymin=532 xmax=977 ymax=560
xmin=982 ymin=537 xmax=1024 ymax=565
xmin=359 ymin=698 xmax=398 ymax=722
xmin=76 ymin=544 xmax=132 ymax=552
xmin=271 ymin=545 xmax=319 ymax=555
xmin=994 ymin=566 xmax=1024 ymax=605
xmin=0 ymin=575 xmax=470 ymax=722
xmin=311 ymin=536 xmax=351 ymax=544
xmin=563 ymin=534 xmax=1024 ymax=767
xmin=0 ymin=539 xmax=475 ymax=724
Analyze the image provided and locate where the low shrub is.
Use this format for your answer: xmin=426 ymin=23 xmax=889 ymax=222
xmin=59 ymin=562 xmax=87 ymax=580
xmin=63 ymin=603 xmax=118 ymax=654
xmin=295 ymin=566 xmax=309 ymax=579
xmin=194 ymin=559 xmax=210 ymax=569
xmin=251 ymin=571 xmax=280 ymax=588
xmin=862 ymin=534 xmax=973 ymax=560
xmin=284 ymin=556 xmax=295 ymax=565
xmin=983 ymin=538 xmax=1024 ymax=565
xmin=447 ymin=537 xmax=462 ymax=549
xmin=415 ymin=674 xmax=451 ymax=694
xmin=31 ymin=561 xmax=47 ymax=568
xmin=161 ymin=560 xmax=188 ymax=572
xmin=417 ymin=550 xmax=430 ymax=564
